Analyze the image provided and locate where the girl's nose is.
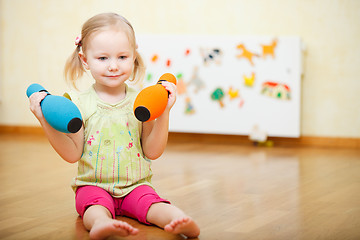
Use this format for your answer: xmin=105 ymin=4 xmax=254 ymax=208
xmin=108 ymin=61 xmax=119 ymax=71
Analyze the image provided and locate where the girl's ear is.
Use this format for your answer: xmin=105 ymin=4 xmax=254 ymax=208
xmin=78 ymin=53 xmax=90 ymax=70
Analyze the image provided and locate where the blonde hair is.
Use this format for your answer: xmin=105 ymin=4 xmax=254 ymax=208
xmin=64 ymin=13 xmax=145 ymax=88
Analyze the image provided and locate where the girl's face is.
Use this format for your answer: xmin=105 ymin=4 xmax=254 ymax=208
xmin=80 ymin=29 xmax=135 ymax=90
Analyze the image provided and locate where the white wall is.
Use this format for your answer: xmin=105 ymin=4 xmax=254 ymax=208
xmin=1 ymin=0 xmax=359 ymax=138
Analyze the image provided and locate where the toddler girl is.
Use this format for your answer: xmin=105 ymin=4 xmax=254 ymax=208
xmin=29 ymin=12 xmax=200 ymax=239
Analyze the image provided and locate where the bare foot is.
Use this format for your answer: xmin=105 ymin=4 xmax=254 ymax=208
xmin=164 ymin=217 xmax=200 ymax=238
xmin=89 ymin=218 xmax=138 ymax=240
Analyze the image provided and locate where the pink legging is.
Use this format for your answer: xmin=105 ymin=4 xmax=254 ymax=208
xmin=75 ymin=185 xmax=170 ymax=225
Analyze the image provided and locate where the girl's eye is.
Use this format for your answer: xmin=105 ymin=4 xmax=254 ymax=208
xmin=119 ymin=56 xmax=127 ymax=60
xmin=98 ymin=57 xmax=107 ymax=61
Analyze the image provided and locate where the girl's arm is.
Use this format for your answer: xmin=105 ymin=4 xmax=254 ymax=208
xmin=29 ymin=92 xmax=84 ymax=163
xmin=141 ymin=82 xmax=177 ymax=160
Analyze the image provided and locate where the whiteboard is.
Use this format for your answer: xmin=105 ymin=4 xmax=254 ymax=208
xmin=137 ymin=35 xmax=302 ymax=137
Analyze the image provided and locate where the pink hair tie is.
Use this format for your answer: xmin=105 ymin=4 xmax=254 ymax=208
xmin=75 ymin=34 xmax=82 ymax=46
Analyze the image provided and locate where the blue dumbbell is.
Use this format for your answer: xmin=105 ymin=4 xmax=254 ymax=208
xmin=26 ymin=84 xmax=82 ymax=133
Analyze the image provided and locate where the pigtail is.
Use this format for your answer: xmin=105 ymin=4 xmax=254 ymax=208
xmin=131 ymin=50 xmax=146 ymax=84
xmin=64 ymin=45 xmax=85 ymax=89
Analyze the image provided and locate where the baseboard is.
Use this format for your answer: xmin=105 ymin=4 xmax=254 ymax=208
xmin=0 ymin=125 xmax=44 ymax=135
xmin=168 ymin=132 xmax=360 ymax=149
xmin=1 ymin=125 xmax=359 ymax=149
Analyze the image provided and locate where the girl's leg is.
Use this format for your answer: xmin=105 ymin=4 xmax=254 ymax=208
xmin=146 ymin=202 xmax=200 ymax=238
xmin=76 ymin=186 xmax=138 ymax=239
xmin=83 ymin=205 xmax=139 ymax=239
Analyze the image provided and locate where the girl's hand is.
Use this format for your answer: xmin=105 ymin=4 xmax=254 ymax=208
xmin=29 ymin=92 xmax=48 ymax=121
xmin=161 ymin=81 xmax=177 ymax=111
xmin=28 ymin=91 xmax=84 ymax=163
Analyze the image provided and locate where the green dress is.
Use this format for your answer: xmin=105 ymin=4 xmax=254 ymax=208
xmin=66 ymin=84 xmax=153 ymax=197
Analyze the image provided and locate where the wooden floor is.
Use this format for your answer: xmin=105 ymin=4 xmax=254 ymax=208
xmin=0 ymin=133 xmax=359 ymax=240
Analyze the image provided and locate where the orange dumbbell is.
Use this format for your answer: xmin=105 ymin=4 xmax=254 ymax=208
xmin=134 ymin=73 xmax=177 ymax=122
